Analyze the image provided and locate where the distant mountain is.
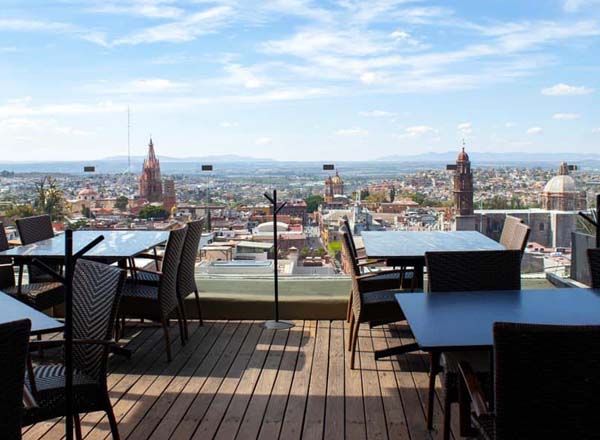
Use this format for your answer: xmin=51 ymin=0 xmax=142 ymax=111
xmin=376 ymin=151 xmax=600 ymax=163
xmin=101 ymin=154 xmax=273 ymax=163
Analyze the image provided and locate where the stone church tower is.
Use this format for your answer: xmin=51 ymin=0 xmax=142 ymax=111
xmin=139 ymin=138 xmax=163 ymax=202
xmin=447 ymin=145 xmax=476 ymax=230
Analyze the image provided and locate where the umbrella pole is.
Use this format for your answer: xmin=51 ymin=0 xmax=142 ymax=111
xmin=65 ymin=229 xmax=74 ymax=440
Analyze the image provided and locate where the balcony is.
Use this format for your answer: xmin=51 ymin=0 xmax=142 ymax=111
xmin=23 ymin=320 xmax=459 ymax=440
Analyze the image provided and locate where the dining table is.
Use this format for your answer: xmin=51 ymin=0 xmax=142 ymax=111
xmin=361 ymin=230 xmax=505 ymax=289
xmin=395 ymin=287 xmax=600 ymax=432
xmin=0 ymin=290 xmax=63 ymax=335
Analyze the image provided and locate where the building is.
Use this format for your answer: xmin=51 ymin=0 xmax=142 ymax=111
xmin=324 ymin=171 xmax=344 ymax=203
xmin=447 ymin=145 xmax=476 ymax=231
xmin=139 ymin=138 xmax=163 ymax=203
xmin=163 ymin=179 xmax=177 ymax=212
xmin=541 ymin=162 xmax=586 ymax=211
xmin=272 ymin=199 xmax=308 ymax=225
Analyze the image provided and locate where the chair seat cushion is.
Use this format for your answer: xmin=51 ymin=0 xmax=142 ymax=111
xmin=121 ymin=282 xmax=159 ymax=300
xmin=360 ymin=289 xmax=405 ymax=323
xmin=360 ymin=272 xmax=411 ymax=293
xmin=3 ymin=282 xmax=64 ymax=310
xmin=23 ymin=363 xmax=102 ymax=425
xmin=128 ymin=271 xmax=160 ymax=284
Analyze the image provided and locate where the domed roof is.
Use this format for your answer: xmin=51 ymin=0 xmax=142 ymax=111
xmin=331 ymin=171 xmax=343 ymax=184
xmin=543 ymin=175 xmax=577 ymax=193
xmin=256 ymin=221 xmax=289 ymax=232
xmin=457 ymin=147 xmax=469 ymax=161
xmin=78 ymin=183 xmax=97 ymax=197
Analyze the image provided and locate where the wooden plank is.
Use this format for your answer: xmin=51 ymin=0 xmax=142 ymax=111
xmin=207 ymin=325 xmax=275 ymax=440
xmin=345 ymin=321 xmax=366 ymax=440
xmin=358 ymin=324 xmax=388 ymax=440
xmin=122 ymin=320 xmax=237 ymax=440
xmin=301 ymin=320 xmax=330 ymax=439
xmin=382 ymin=324 xmax=433 ymax=440
xmin=256 ymin=322 xmax=304 ymax=440
xmin=234 ymin=326 xmax=290 ymax=439
xmin=324 ymin=320 xmax=345 ymax=440
xmin=192 ymin=322 xmax=265 ymax=439
xmin=141 ymin=321 xmax=239 ymax=440
xmin=85 ymin=322 xmax=220 ymax=440
xmin=278 ymin=320 xmax=317 ymax=440
xmin=370 ymin=326 xmax=410 ymax=440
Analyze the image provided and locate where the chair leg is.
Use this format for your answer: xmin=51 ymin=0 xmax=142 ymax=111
xmin=105 ymin=398 xmax=121 ymax=440
xmin=443 ymin=388 xmax=452 ymax=440
xmin=347 ymin=313 xmax=355 ymax=351
xmin=350 ymin=319 xmax=360 ymax=370
xmin=346 ymin=289 xmax=353 ymax=323
xmin=194 ymin=290 xmax=203 ymax=326
xmin=176 ymin=306 xmax=186 ymax=345
xmin=427 ymin=352 xmax=441 ymax=430
xmin=161 ymin=318 xmax=172 ymax=362
xmin=178 ymin=298 xmax=189 ymax=341
xmin=74 ymin=412 xmax=83 ymax=440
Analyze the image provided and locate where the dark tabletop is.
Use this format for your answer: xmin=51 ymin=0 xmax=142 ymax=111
xmin=396 ymin=288 xmax=600 ymax=351
xmin=362 ymin=231 xmax=504 ymax=260
xmin=0 ymin=291 xmax=63 ymax=335
xmin=0 ymin=230 xmax=169 ymax=260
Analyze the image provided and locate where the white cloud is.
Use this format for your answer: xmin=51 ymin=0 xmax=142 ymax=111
xmin=88 ymin=1 xmax=184 ymax=19
xmin=541 ymin=83 xmax=594 ymax=96
xmin=0 ymin=98 xmax=127 ymax=118
xmin=553 ymin=112 xmax=581 ymax=120
xmin=0 ymin=18 xmax=108 ymax=46
xmin=504 ymin=122 xmax=515 ymax=128
xmin=457 ymin=122 xmax=472 ymax=134
xmin=592 ymin=127 xmax=600 ymax=133
xmin=334 ymin=127 xmax=368 ymax=137
xmin=398 ymin=125 xmax=438 ymax=138
xmin=359 ymin=110 xmax=397 ymax=117
xmin=564 ymin=0 xmax=600 ymax=12
xmin=527 ymin=126 xmax=543 ymax=135
xmin=219 ymin=121 xmax=237 ymax=128
xmin=115 ymin=6 xmax=234 ymax=45
xmin=255 ymin=136 xmax=273 ymax=145
xmin=127 ymin=78 xmax=186 ymax=93
xmin=0 ymin=117 xmax=90 ymax=136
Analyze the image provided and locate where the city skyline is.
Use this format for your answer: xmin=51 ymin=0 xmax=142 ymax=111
xmin=1 ymin=0 xmax=599 ymax=161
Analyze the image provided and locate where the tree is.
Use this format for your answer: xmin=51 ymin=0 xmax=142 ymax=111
xmin=365 ymin=191 xmax=388 ymax=203
xmin=389 ymin=185 xmax=396 ymax=203
xmin=82 ymin=206 xmax=93 ymax=218
xmin=300 ymin=246 xmax=310 ymax=258
xmin=304 ymin=195 xmax=324 ymax=213
xmin=33 ymin=176 xmax=64 ymax=220
xmin=315 ymin=247 xmax=327 ymax=257
xmin=138 ymin=205 xmax=169 ymax=220
xmin=115 ymin=196 xmax=129 ymax=212
xmin=5 ymin=204 xmax=35 ymax=219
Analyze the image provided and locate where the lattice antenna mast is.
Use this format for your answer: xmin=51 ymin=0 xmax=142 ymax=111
xmin=127 ymin=106 xmax=131 ymax=176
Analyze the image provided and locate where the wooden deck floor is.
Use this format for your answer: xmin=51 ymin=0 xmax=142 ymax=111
xmin=23 ymin=320 xmax=461 ymax=440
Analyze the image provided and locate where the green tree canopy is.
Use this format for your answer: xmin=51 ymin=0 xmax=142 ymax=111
xmin=138 ymin=205 xmax=169 ymax=220
xmin=114 ymin=196 xmax=129 ymax=211
xmin=304 ymin=195 xmax=324 ymax=213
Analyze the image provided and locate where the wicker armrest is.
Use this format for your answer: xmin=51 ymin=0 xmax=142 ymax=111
xmin=458 ymin=361 xmax=490 ymax=418
xmin=136 ymin=252 xmax=163 ymax=260
xmin=134 ymin=267 xmax=162 ymax=277
xmin=355 ymin=269 xmax=406 ymax=280
xmin=357 ymin=259 xmax=387 ymax=266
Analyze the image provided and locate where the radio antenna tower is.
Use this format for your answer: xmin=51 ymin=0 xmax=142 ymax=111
xmin=127 ymin=106 xmax=131 ymax=175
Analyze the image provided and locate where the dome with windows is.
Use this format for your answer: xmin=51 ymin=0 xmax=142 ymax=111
xmin=543 ymin=175 xmax=577 ymax=194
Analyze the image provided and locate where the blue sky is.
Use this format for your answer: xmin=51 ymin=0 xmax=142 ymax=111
xmin=0 ymin=0 xmax=599 ymax=161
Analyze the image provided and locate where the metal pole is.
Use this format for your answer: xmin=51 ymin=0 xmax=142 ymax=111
xmin=596 ymin=194 xmax=600 ymax=248
xmin=64 ymin=229 xmax=74 ymax=440
xmin=273 ymin=190 xmax=279 ymax=322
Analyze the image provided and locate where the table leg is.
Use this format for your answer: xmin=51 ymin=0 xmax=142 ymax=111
xmin=427 ymin=351 xmax=440 ymax=430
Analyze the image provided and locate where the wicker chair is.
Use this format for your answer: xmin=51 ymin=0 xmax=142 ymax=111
xmin=0 ymin=318 xmax=31 ymax=440
xmin=425 ymin=250 xmax=522 ymax=439
xmin=498 ymin=216 xmax=522 ymax=248
xmin=588 ymin=248 xmax=600 ymax=288
xmin=341 ymin=220 xmax=414 ymax=322
xmin=118 ymin=226 xmax=187 ymax=362
xmin=459 ymin=322 xmax=600 ymax=439
xmin=23 ymin=259 xmax=124 ymax=440
xmin=127 ymin=221 xmax=204 ymax=340
xmin=342 ymin=232 xmax=412 ymax=369
xmin=0 ymin=221 xmax=64 ymax=311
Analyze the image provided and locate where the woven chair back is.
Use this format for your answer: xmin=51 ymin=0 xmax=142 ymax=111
xmin=177 ymin=220 xmax=203 ymax=298
xmin=15 ymin=215 xmax=58 ymax=284
xmin=493 ymin=322 xmax=600 ymax=439
xmin=499 ymin=216 xmax=522 ymax=249
xmin=158 ymin=226 xmax=187 ymax=315
xmin=426 ymin=250 xmax=522 ymax=292
xmin=71 ymin=259 xmax=124 ymax=382
xmin=0 ymin=318 xmax=31 ymax=438
xmin=588 ymin=248 xmax=600 ymax=289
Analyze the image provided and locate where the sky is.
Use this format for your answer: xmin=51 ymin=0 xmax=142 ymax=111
xmin=0 ymin=0 xmax=599 ymax=161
